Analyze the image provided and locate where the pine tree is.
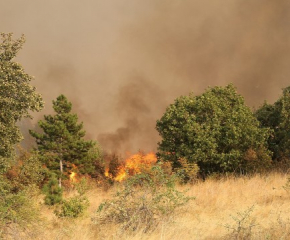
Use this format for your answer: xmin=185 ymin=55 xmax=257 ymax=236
xmin=30 ymin=95 xmax=102 ymax=187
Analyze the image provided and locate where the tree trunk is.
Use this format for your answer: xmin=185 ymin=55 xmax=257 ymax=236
xmin=59 ymin=159 xmax=63 ymax=188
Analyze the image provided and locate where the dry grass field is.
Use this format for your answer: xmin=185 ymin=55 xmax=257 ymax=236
xmin=10 ymin=172 xmax=290 ymax=240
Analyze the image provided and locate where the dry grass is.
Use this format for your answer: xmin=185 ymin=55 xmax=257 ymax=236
xmin=9 ymin=172 xmax=290 ymax=240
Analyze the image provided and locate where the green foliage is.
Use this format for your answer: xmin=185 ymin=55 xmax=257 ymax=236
xmin=93 ymin=163 xmax=193 ymax=232
xmin=256 ymin=86 xmax=290 ymax=163
xmin=156 ymin=84 xmax=271 ymax=176
xmin=0 ymin=176 xmax=40 ymax=236
xmin=54 ymin=178 xmax=90 ymax=218
xmin=0 ymin=33 xmax=43 ymax=172
xmin=54 ymin=196 xmax=89 ymax=218
xmin=30 ymin=94 xmax=103 ymax=180
xmin=6 ymin=148 xmax=46 ymax=192
xmin=42 ymin=174 xmax=63 ymax=205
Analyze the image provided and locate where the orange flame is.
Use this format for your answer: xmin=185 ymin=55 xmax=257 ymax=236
xmin=106 ymin=152 xmax=157 ymax=182
xmin=69 ymin=164 xmax=78 ymax=182
xmin=104 ymin=168 xmax=110 ymax=177
xmin=69 ymin=171 xmax=77 ymax=182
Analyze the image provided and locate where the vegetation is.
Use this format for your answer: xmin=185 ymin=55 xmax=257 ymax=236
xmin=55 ymin=195 xmax=89 ymax=218
xmin=256 ymin=86 xmax=290 ymax=165
xmin=0 ymin=33 xmax=43 ymax=237
xmin=6 ymin=148 xmax=46 ymax=192
xmin=0 ymin=33 xmax=43 ymax=172
xmin=0 ymin=178 xmax=40 ymax=237
xmin=0 ymin=172 xmax=288 ymax=240
xmin=93 ymin=163 xmax=192 ymax=233
xmin=176 ymin=158 xmax=199 ymax=184
xmin=3 ymin=31 xmax=290 ymax=239
xmin=156 ymin=84 xmax=272 ymax=176
xmin=42 ymin=174 xmax=63 ymax=206
xmin=30 ymin=95 xmax=104 ymax=187
xmin=54 ymin=178 xmax=90 ymax=218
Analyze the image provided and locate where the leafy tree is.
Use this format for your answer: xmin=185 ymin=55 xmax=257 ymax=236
xmin=30 ymin=95 xmax=103 ymax=187
xmin=256 ymin=87 xmax=290 ymax=162
xmin=156 ymin=84 xmax=271 ymax=176
xmin=0 ymin=33 xmax=43 ymax=172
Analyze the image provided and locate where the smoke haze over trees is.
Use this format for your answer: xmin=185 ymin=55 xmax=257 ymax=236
xmin=1 ymin=0 xmax=290 ymax=154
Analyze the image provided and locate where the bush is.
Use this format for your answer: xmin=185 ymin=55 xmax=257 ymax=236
xmin=6 ymin=148 xmax=46 ymax=192
xmin=176 ymin=158 xmax=199 ymax=184
xmin=54 ymin=196 xmax=89 ymax=218
xmin=0 ymin=176 xmax=40 ymax=237
xmin=223 ymin=205 xmax=257 ymax=240
xmin=93 ymin=163 xmax=193 ymax=232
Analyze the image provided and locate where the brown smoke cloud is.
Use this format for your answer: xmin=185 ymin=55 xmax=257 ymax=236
xmin=1 ymin=0 xmax=290 ymax=154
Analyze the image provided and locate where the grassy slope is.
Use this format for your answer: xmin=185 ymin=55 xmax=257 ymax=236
xmin=16 ymin=172 xmax=290 ymax=240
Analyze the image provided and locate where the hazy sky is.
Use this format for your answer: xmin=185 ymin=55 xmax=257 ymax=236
xmin=1 ymin=0 xmax=290 ymax=154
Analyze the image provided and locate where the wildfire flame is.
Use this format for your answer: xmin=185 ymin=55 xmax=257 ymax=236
xmin=106 ymin=152 xmax=157 ymax=182
xmin=69 ymin=164 xmax=78 ymax=182
xmin=69 ymin=171 xmax=77 ymax=182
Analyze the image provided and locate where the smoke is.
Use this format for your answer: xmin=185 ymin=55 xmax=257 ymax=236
xmin=98 ymin=77 xmax=165 ymax=154
xmin=1 ymin=0 xmax=290 ymax=154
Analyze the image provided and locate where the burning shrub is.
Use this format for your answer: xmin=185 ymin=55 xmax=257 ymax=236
xmin=105 ymin=151 xmax=157 ymax=182
xmin=93 ymin=163 xmax=193 ymax=233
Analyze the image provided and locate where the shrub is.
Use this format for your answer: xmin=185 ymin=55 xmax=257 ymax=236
xmin=176 ymin=158 xmax=199 ymax=184
xmin=0 ymin=176 xmax=40 ymax=237
xmin=54 ymin=196 xmax=89 ymax=218
xmin=93 ymin=163 xmax=193 ymax=232
xmin=42 ymin=174 xmax=63 ymax=206
xmin=74 ymin=178 xmax=90 ymax=196
xmin=223 ymin=205 xmax=257 ymax=240
xmin=6 ymin=148 xmax=46 ymax=192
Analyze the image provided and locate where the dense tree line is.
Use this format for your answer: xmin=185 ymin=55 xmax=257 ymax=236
xmin=156 ymin=84 xmax=290 ymax=176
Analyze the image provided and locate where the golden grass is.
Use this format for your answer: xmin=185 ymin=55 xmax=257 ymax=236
xmin=11 ymin=172 xmax=290 ymax=240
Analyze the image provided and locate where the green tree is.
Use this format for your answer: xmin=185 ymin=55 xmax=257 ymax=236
xmin=42 ymin=174 xmax=63 ymax=206
xmin=256 ymin=87 xmax=290 ymax=162
xmin=0 ymin=33 xmax=43 ymax=172
xmin=156 ymin=84 xmax=271 ymax=176
xmin=30 ymin=95 xmax=103 ymax=187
